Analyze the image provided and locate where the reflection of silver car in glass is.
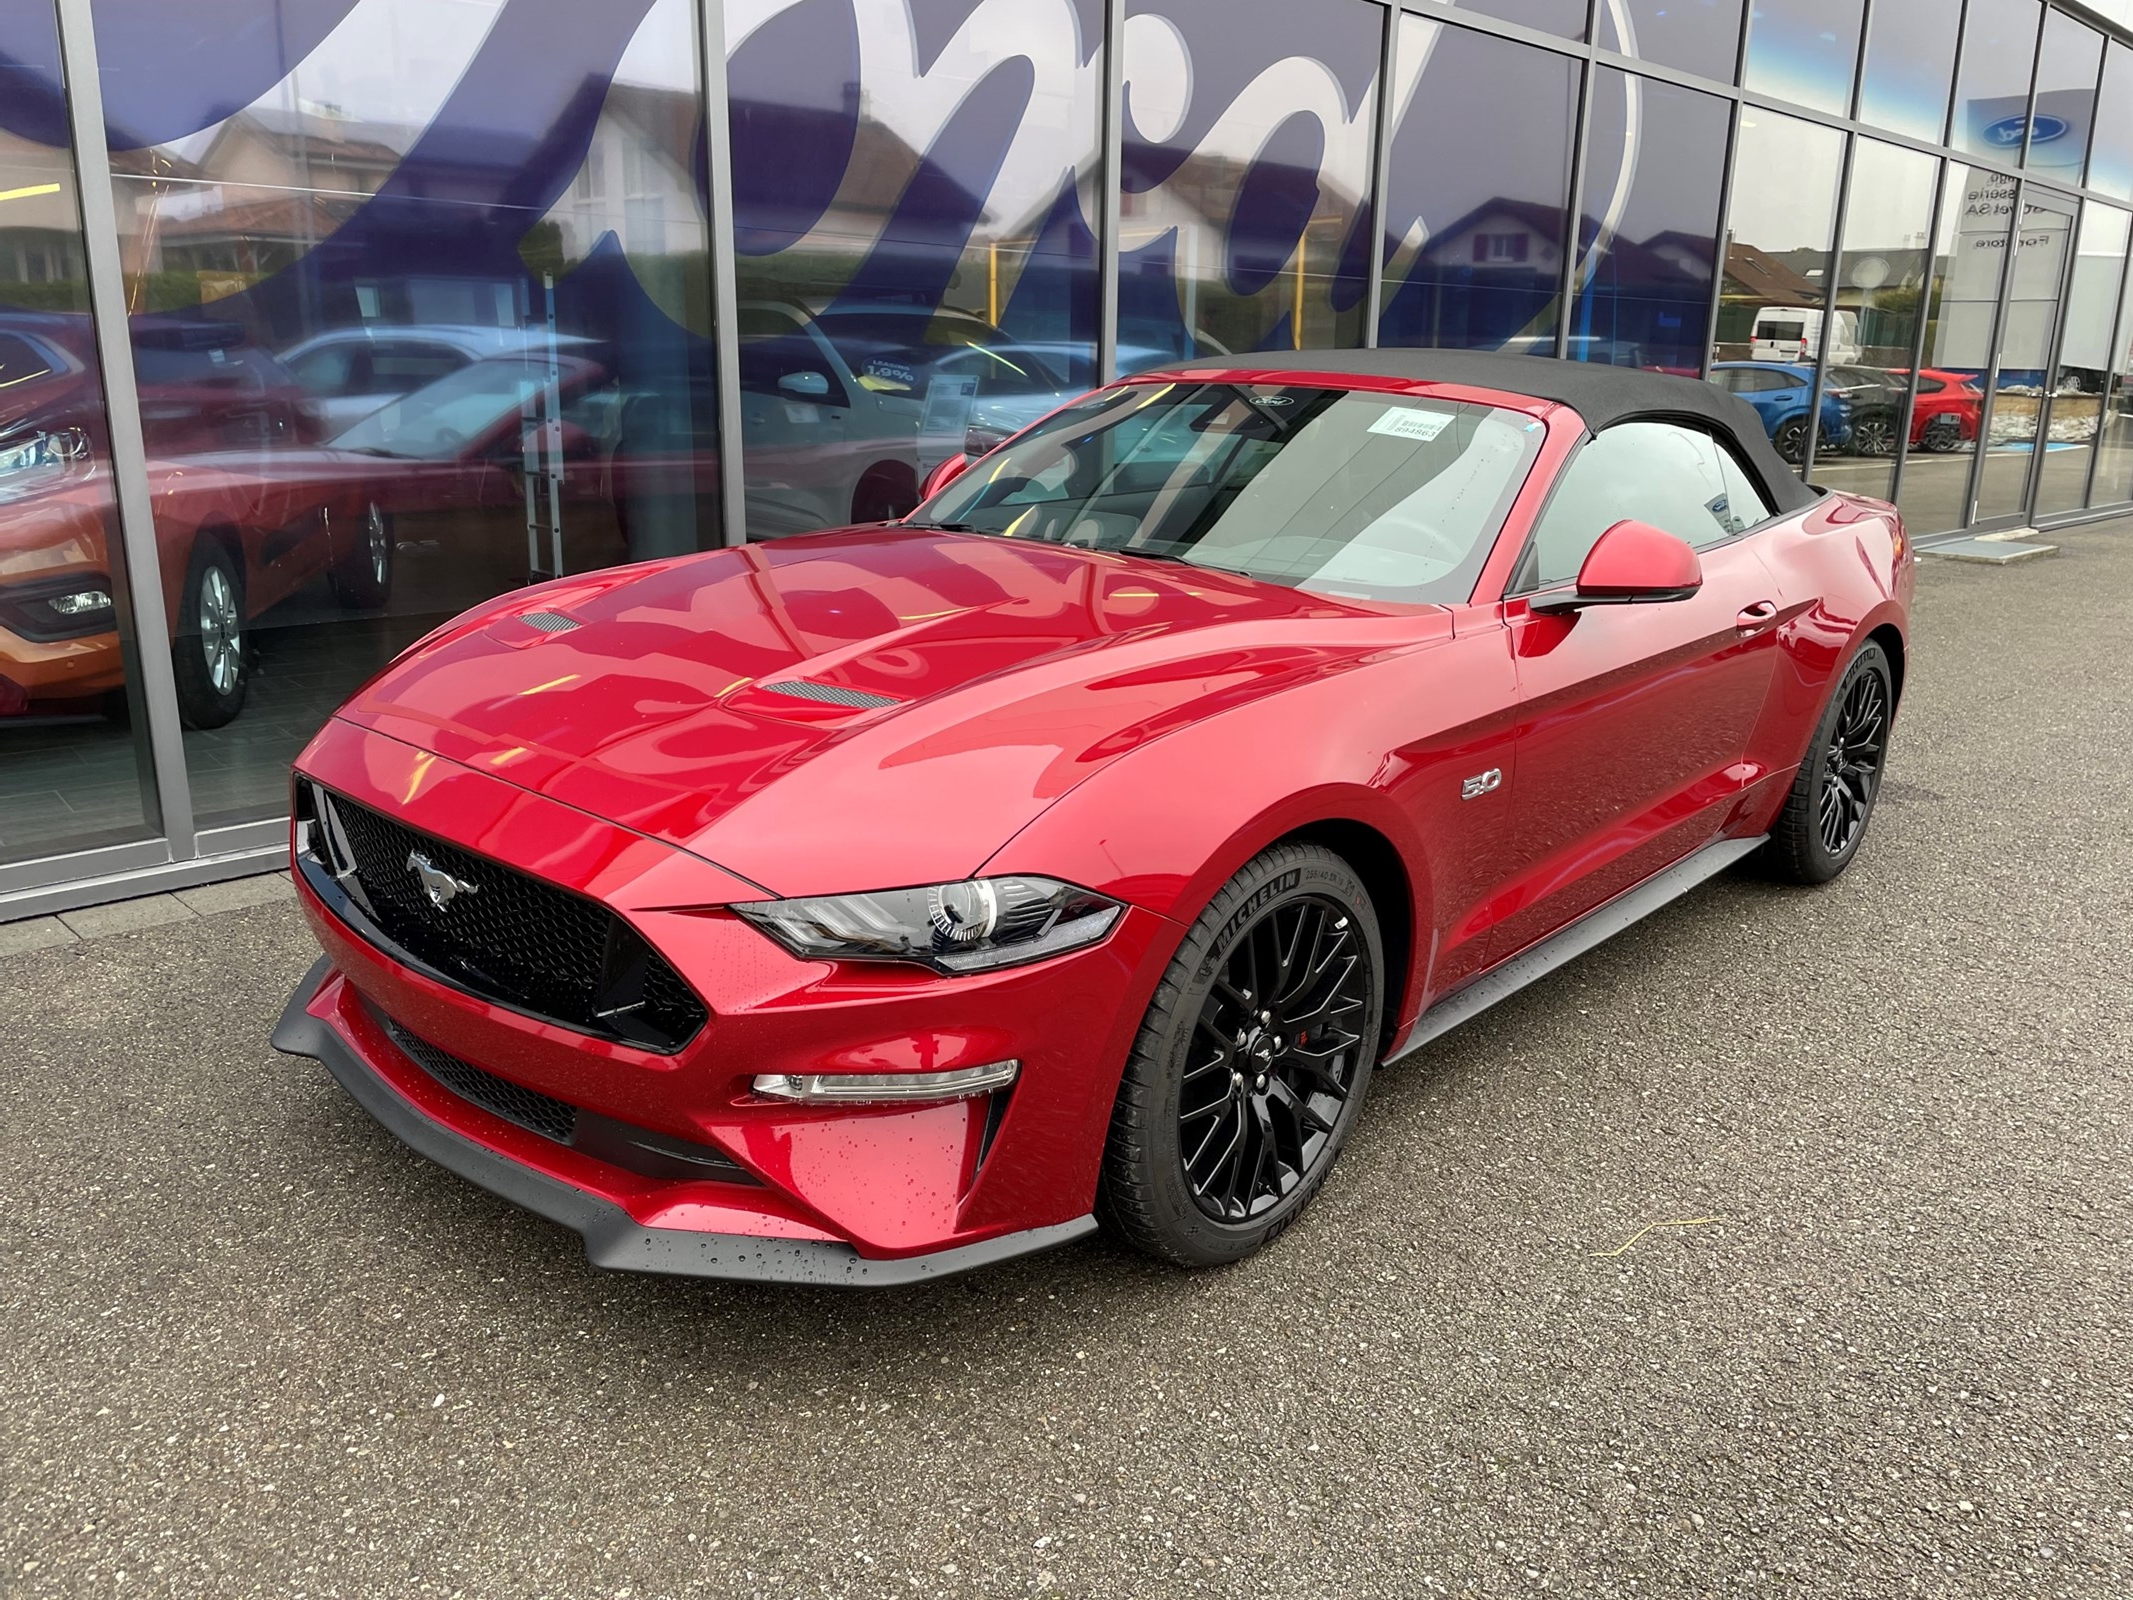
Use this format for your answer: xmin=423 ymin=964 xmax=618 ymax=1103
xmin=737 ymin=302 xmax=1075 ymax=534
xmin=280 ymin=324 xmax=598 ymax=436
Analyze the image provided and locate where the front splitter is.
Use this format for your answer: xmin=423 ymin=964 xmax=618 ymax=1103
xmin=271 ymin=957 xmax=1097 ymax=1287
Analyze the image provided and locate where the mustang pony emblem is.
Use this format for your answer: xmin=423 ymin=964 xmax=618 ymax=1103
xmin=405 ymin=851 xmax=478 ymax=910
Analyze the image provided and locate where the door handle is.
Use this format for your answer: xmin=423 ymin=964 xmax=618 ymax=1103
xmin=1736 ymin=600 xmax=1779 ymax=634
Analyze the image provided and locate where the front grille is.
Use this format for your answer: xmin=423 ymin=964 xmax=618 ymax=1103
xmin=301 ymin=783 xmax=708 ymax=1051
xmin=385 ymin=1018 xmax=577 ymax=1143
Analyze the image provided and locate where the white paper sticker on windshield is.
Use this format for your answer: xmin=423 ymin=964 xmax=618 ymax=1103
xmin=1368 ymin=407 xmax=1454 ymax=442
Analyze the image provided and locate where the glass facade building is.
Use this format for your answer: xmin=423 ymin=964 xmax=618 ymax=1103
xmin=4 ymin=0 xmax=2133 ymax=914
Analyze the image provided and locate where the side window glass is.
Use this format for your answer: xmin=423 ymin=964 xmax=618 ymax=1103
xmin=289 ymin=343 xmax=362 ymax=396
xmin=737 ymin=311 xmax=848 ymax=407
xmin=0 ymin=332 xmax=56 ymax=388
xmin=371 ymin=343 xmax=465 ymax=388
xmin=1524 ymin=421 xmax=1766 ymax=587
xmin=1710 ymin=442 xmax=1774 ymax=535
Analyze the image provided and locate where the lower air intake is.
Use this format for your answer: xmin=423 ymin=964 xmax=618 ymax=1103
xmin=385 ymin=1018 xmax=577 ymax=1144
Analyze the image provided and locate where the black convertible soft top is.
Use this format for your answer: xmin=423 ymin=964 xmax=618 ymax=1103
xmin=1155 ymin=346 xmax=1819 ymax=514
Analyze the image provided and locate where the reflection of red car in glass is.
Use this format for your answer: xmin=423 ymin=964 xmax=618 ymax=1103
xmin=1890 ymin=368 xmax=1984 ymax=450
xmin=0 ymin=311 xmax=318 ymax=456
xmin=2 ymin=350 xmax=720 ymax=724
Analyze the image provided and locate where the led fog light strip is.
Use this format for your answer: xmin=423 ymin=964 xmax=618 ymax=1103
xmin=752 ymin=1060 xmax=1019 ymax=1105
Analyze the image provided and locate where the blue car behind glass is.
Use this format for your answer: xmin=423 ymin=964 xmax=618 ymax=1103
xmin=1709 ymin=361 xmax=1852 ymax=463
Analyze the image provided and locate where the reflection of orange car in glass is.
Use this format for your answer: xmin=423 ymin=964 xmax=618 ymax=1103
xmin=0 ymin=429 xmax=386 ymax=725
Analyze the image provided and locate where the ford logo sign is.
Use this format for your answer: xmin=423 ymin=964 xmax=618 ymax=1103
xmin=1984 ymin=113 xmax=2069 ymax=147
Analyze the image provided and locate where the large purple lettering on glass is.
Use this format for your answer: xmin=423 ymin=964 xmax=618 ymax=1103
xmin=1377 ymin=17 xmax=1576 ymax=356
xmin=78 ymin=0 xmax=724 ymax=827
xmin=1569 ymin=69 xmax=1727 ymax=375
xmin=726 ymin=0 xmax=1102 ymax=537
xmin=1118 ymin=0 xmax=1379 ymax=373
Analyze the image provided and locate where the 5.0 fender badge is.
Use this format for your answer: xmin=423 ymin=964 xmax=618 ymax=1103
xmin=406 ymin=850 xmax=479 ymax=910
xmin=1461 ymin=768 xmax=1503 ymax=801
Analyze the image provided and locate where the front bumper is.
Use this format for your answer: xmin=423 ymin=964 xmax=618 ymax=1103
xmin=276 ymin=716 xmax=1178 ymax=1285
xmin=274 ymin=956 xmax=1097 ymax=1285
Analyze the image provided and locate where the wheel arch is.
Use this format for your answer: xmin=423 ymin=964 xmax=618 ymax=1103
xmin=1272 ymin=817 xmax=1413 ymax=1054
xmin=1866 ymin=620 xmax=1906 ymax=705
xmin=851 ymin=459 xmax=919 ymax=522
xmin=193 ymin=520 xmax=247 ymax=577
xmin=162 ymin=520 xmax=247 ymax=626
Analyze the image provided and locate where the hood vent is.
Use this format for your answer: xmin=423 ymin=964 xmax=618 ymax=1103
xmin=522 ymin=611 xmax=580 ymax=634
xmin=762 ymin=679 xmax=900 ymax=711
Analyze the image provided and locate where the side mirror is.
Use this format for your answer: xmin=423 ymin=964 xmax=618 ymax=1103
xmin=1530 ymin=519 xmax=1703 ymax=614
xmin=918 ymin=453 xmax=971 ymax=500
xmin=777 ymin=370 xmax=831 ymax=400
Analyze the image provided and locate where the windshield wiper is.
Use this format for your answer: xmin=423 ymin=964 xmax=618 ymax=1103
xmin=899 ymin=519 xmax=980 ymax=532
xmin=1111 ymin=544 xmax=1254 ymax=580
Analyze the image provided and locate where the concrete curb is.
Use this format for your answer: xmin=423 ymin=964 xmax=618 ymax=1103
xmin=0 ymin=871 xmax=295 ymax=958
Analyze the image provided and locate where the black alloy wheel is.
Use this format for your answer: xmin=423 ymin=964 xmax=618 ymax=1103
xmin=1817 ymin=663 xmax=1888 ymax=857
xmin=1764 ymin=640 xmax=1893 ymax=884
xmin=1774 ymin=416 xmax=1812 ymax=464
xmin=1178 ymin=893 xmax=1371 ymax=1221
xmin=1100 ymin=843 xmax=1384 ymax=1267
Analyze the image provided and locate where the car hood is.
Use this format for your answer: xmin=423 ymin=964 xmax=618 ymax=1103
xmin=334 ymin=528 xmax=1447 ymax=897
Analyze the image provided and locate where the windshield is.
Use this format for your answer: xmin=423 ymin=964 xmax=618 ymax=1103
xmin=911 ymin=381 xmax=1544 ymax=604
xmin=813 ymin=313 xmax=1067 ymax=398
xmin=329 ymin=356 xmax=551 ymax=458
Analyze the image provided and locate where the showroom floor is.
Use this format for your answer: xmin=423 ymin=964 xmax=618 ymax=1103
xmin=3 ymin=520 xmax=2130 ymax=1598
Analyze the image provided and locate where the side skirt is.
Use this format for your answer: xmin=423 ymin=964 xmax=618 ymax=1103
xmin=1390 ymin=834 xmax=1768 ymax=1063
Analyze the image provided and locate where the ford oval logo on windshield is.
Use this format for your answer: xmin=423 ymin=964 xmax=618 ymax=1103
xmin=1985 ymin=113 xmax=2069 ymax=147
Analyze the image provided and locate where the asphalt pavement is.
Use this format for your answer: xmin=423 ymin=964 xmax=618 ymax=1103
xmin=5 ymin=520 xmax=2132 ymax=1599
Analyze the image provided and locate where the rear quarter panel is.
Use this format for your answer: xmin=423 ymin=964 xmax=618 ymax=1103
xmin=1737 ymin=490 xmax=1913 ymax=830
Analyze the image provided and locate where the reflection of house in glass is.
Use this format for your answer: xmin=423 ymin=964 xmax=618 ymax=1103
xmin=1117 ymin=143 xmax=1368 ymax=363
xmin=548 ymin=83 xmax=709 ymax=265
xmin=727 ymin=79 xmax=1063 ymax=333
xmin=1710 ymin=239 xmax=1825 ymax=360
xmin=1382 ymin=202 xmax=1714 ymax=368
xmin=115 ymin=110 xmax=413 ymax=303
xmin=1381 ymin=198 xmax=1566 ymax=353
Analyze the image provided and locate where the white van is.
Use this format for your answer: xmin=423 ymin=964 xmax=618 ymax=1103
xmin=1751 ymin=307 xmax=1860 ymax=366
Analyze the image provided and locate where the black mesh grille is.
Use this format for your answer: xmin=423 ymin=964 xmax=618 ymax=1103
xmin=306 ymin=785 xmax=708 ymax=1051
xmin=385 ymin=1018 xmax=578 ymax=1143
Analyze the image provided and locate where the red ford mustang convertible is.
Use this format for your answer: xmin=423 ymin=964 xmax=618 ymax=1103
xmin=274 ymin=349 xmax=1913 ymax=1284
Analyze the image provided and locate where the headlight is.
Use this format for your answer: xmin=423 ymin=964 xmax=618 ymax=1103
xmin=734 ymin=875 xmax=1122 ymax=973
xmin=0 ymin=427 xmax=90 ymax=505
